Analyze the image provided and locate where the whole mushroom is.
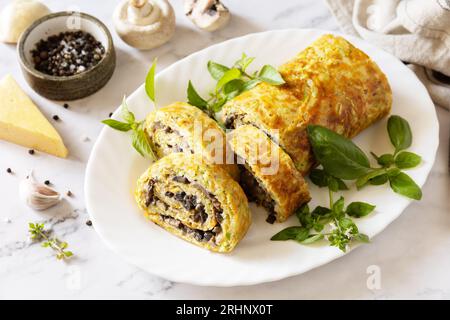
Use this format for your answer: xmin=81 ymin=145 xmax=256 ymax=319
xmin=113 ymin=0 xmax=175 ymax=50
xmin=184 ymin=0 xmax=231 ymax=32
xmin=0 ymin=0 xmax=51 ymax=44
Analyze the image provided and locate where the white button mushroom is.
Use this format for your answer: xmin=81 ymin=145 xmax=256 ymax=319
xmin=0 ymin=0 xmax=51 ymax=44
xmin=113 ymin=0 xmax=175 ymax=50
xmin=184 ymin=0 xmax=231 ymax=32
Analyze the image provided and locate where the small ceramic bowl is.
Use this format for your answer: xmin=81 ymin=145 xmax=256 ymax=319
xmin=17 ymin=11 xmax=116 ymax=101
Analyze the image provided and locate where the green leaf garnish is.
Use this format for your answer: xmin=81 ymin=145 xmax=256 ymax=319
xmin=207 ymin=61 xmax=230 ymax=80
xmin=187 ymin=53 xmax=285 ymax=115
xmin=346 ymin=202 xmax=375 ymax=218
xmin=387 ymin=115 xmax=412 ymax=153
xmin=394 ymin=151 xmax=421 ymax=169
xmin=307 ymin=125 xmax=371 ymax=180
xmin=389 ymin=172 xmax=422 ymax=200
xmin=187 ymin=81 xmax=208 ymax=110
xmin=101 ymin=119 xmax=132 ymax=132
xmin=28 ymin=222 xmax=74 ymax=260
xmin=145 ymin=59 xmax=157 ymax=102
xmin=257 ymin=65 xmax=285 ymax=85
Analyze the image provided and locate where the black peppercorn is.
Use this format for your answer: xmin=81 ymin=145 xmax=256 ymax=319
xmin=63 ymin=103 xmax=69 ymax=109
xmin=30 ymin=31 xmax=105 ymax=77
xmin=28 ymin=149 xmax=35 ymax=155
xmin=6 ymin=168 xmax=12 ymax=173
xmin=66 ymin=190 xmax=73 ymax=197
xmin=109 ymin=112 xmax=113 ymax=117
xmin=52 ymin=115 xmax=59 ymax=121
xmin=44 ymin=180 xmax=50 ymax=185
xmin=86 ymin=220 xmax=92 ymax=226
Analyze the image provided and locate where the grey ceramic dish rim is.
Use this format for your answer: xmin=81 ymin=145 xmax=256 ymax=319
xmin=17 ymin=11 xmax=114 ymax=82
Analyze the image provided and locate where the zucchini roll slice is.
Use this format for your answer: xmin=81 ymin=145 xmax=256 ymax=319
xmin=135 ymin=153 xmax=251 ymax=253
xmin=222 ymin=34 xmax=392 ymax=175
xmin=228 ymin=125 xmax=311 ymax=223
xmin=145 ymin=102 xmax=239 ymax=180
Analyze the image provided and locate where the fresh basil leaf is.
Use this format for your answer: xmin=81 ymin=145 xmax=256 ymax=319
xmin=187 ymin=81 xmax=208 ymax=110
xmin=257 ymin=65 xmax=285 ymax=85
xmin=207 ymin=61 xmax=230 ymax=81
xmin=120 ymin=97 xmax=135 ymax=124
xmin=354 ymin=233 xmax=370 ymax=243
xmin=242 ymin=79 xmax=261 ymax=91
xmin=296 ymin=204 xmax=311 ymax=227
xmin=309 ymin=169 xmax=329 ymax=187
xmin=387 ymin=167 xmax=401 ymax=177
xmin=145 ymin=59 xmax=157 ymax=102
xmin=338 ymin=217 xmax=358 ymax=234
xmin=210 ymin=96 xmax=227 ymax=112
xmin=369 ymin=174 xmax=388 ymax=185
xmin=356 ymin=168 xmax=385 ymax=189
xmin=311 ymin=206 xmax=332 ymax=216
xmin=336 ymin=178 xmax=349 ymax=190
xmin=216 ymin=68 xmax=241 ymax=91
xmin=271 ymin=226 xmax=309 ymax=241
xmin=223 ymin=79 xmax=245 ymax=99
xmin=333 ymin=196 xmax=345 ymax=214
xmin=389 ymin=172 xmax=422 ymax=200
xmin=307 ymin=125 xmax=371 ymax=180
xmin=132 ymin=129 xmax=156 ymax=160
xmin=235 ymin=53 xmax=255 ymax=72
xmin=395 ymin=151 xmax=421 ymax=169
xmin=377 ymin=153 xmax=394 ymax=167
xmin=299 ymin=233 xmax=324 ymax=244
xmin=102 ymin=119 xmax=132 ymax=132
xmin=387 ymin=115 xmax=412 ymax=152
xmin=346 ymin=202 xmax=375 ymax=218
xmin=313 ymin=223 xmax=324 ymax=232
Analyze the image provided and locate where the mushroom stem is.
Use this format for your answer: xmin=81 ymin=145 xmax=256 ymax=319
xmin=130 ymin=0 xmax=147 ymax=8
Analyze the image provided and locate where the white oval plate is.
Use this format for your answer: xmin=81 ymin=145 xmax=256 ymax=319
xmin=85 ymin=29 xmax=439 ymax=287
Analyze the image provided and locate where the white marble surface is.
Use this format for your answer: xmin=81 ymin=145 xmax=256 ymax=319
xmin=0 ymin=0 xmax=448 ymax=299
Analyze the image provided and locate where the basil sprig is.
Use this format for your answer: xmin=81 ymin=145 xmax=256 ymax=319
xmin=102 ymin=60 xmax=157 ymax=160
xmin=307 ymin=115 xmax=422 ymax=200
xmin=271 ymin=183 xmax=374 ymax=252
xmin=187 ymin=53 xmax=285 ymax=116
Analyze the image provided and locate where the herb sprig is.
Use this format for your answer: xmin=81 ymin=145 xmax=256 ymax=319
xmin=102 ymin=60 xmax=157 ymax=160
xmin=187 ymin=53 xmax=285 ymax=116
xmin=28 ymin=222 xmax=74 ymax=260
xmin=271 ymin=181 xmax=373 ymax=252
xmin=307 ymin=115 xmax=422 ymax=200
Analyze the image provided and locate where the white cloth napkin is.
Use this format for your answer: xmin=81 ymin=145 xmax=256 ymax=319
xmin=325 ymin=0 xmax=450 ymax=110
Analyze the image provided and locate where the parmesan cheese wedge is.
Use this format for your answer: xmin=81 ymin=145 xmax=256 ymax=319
xmin=0 ymin=74 xmax=68 ymax=158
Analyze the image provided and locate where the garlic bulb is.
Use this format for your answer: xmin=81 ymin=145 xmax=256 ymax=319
xmin=19 ymin=172 xmax=61 ymax=211
xmin=184 ymin=0 xmax=231 ymax=32
xmin=113 ymin=0 xmax=175 ymax=50
xmin=0 ymin=0 xmax=51 ymax=44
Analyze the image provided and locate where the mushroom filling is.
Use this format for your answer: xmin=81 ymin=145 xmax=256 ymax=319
xmin=144 ymin=177 xmax=224 ymax=243
xmin=238 ymin=165 xmax=277 ymax=224
xmin=150 ymin=121 xmax=193 ymax=155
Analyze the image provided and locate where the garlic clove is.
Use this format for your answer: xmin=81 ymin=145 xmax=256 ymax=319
xmin=184 ymin=0 xmax=231 ymax=32
xmin=0 ymin=0 xmax=51 ymax=44
xmin=19 ymin=171 xmax=61 ymax=211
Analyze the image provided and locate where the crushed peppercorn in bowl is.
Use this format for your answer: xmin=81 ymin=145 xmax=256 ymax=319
xmin=17 ymin=11 xmax=116 ymax=101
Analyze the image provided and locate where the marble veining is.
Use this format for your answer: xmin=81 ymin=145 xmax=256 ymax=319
xmin=0 ymin=0 xmax=449 ymax=299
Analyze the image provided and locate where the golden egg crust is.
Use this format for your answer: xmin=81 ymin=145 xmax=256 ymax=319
xmin=145 ymin=102 xmax=239 ymax=180
xmin=222 ymin=34 xmax=392 ymax=174
xmin=228 ymin=125 xmax=311 ymax=223
xmin=135 ymin=153 xmax=251 ymax=253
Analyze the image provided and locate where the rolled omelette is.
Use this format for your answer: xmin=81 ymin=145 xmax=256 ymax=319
xmin=145 ymin=102 xmax=239 ymax=180
xmin=222 ymin=34 xmax=392 ymax=174
xmin=135 ymin=153 xmax=251 ymax=253
xmin=228 ymin=125 xmax=310 ymax=223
